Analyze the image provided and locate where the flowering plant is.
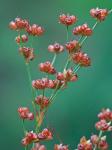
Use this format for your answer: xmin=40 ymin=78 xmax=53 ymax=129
xmin=9 ymin=8 xmax=112 ymax=150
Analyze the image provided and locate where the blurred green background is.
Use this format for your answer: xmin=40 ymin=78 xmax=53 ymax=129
xmin=1 ymin=0 xmax=112 ymax=149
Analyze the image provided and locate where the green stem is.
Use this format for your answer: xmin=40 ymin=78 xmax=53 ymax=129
xmin=51 ymin=53 xmax=57 ymax=65
xmin=63 ymin=26 xmax=71 ymax=70
xmin=26 ymin=63 xmax=35 ymax=100
xmin=22 ymin=120 xmax=26 ymax=135
xmin=25 ymin=63 xmax=38 ymax=134
xmin=66 ymin=26 xmax=69 ymax=42
xmin=73 ymin=64 xmax=80 ymax=71
xmin=78 ymin=36 xmax=83 ymax=42
xmin=109 ymin=9 xmax=112 ymax=14
xmin=25 ymin=146 xmax=27 ymax=150
xmin=63 ymin=55 xmax=71 ymax=71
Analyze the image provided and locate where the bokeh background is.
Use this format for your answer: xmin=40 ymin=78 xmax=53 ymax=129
xmin=1 ymin=0 xmax=112 ymax=149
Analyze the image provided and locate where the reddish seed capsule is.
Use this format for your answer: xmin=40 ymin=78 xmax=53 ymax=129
xmin=38 ymin=128 xmax=52 ymax=140
xmin=90 ymin=8 xmax=108 ymax=21
xmin=35 ymin=95 xmax=50 ymax=109
xmin=26 ymin=24 xmax=44 ymax=36
xmin=18 ymin=107 xmax=34 ymax=120
xmin=57 ymin=69 xmax=77 ymax=83
xmin=32 ymin=143 xmax=46 ymax=150
xmin=73 ymin=24 xmax=92 ymax=36
xmin=22 ymin=131 xmax=38 ymax=146
xmin=9 ymin=17 xmax=29 ymax=31
xmin=95 ymin=120 xmax=110 ymax=131
xmin=91 ymin=135 xmax=99 ymax=145
xmin=98 ymin=139 xmax=108 ymax=150
xmin=72 ymin=51 xmax=91 ymax=67
xmin=65 ymin=40 xmax=80 ymax=53
xmin=32 ymin=78 xmax=49 ymax=90
xmin=15 ymin=34 xmax=28 ymax=44
xmin=15 ymin=17 xmax=29 ymax=29
xmin=27 ymin=113 xmax=34 ymax=120
xmin=77 ymin=137 xmax=93 ymax=150
xmin=98 ymin=108 xmax=112 ymax=121
xmin=59 ymin=14 xmax=77 ymax=26
xmin=19 ymin=47 xmax=34 ymax=63
xmin=18 ymin=107 xmax=29 ymax=119
xmin=39 ymin=61 xmax=56 ymax=74
xmin=54 ymin=144 xmax=69 ymax=150
xmin=9 ymin=21 xmax=17 ymax=30
xmin=48 ymin=79 xmax=64 ymax=89
xmin=48 ymin=43 xmax=64 ymax=53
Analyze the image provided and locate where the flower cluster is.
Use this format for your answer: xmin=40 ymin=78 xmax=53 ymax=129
xmin=19 ymin=47 xmax=34 ymax=63
xmin=73 ymin=24 xmax=92 ymax=36
xmin=54 ymin=144 xmax=68 ymax=150
xmin=35 ymin=95 xmax=50 ymax=110
xmin=18 ymin=107 xmax=34 ymax=120
xmin=56 ymin=69 xmax=77 ymax=83
xmin=9 ymin=7 xmax=111 ymax=150
xmin=32 ymin=143 xmax=46 ymax=150
xmin=9 ymin=17 xmax=29 ymax=30
xmin=26 ymin=24 xmax=44 ymax=36
xmin=37 ymin=128 xmax=52 ymax=140
xmin=32 ymin=78 xmax=63 ymax=90
xmin=15 ymin=34 xmax=28 ymax=44
xmin=22 ymin=131 xmax=38 ymax=146
xmin=65 ymin=40 xmax=80 ymax=53
xmin=90 ymin=8 xmax=108 ymax=21
xmin=77 ymin=108 xmax=112 ymax=150
xmin=9 ymin=17 xmax=44 ymax=63
xmin=9 ymin=17 xmax=44 ymax=36
xmin=22 ymin=128 xmax=52 ymax=146
xmin=39 ymin=61 xmax=56 ymax=74
xmin=77 ymin=137 xmax=93 ymax=150
xmin=59 ymin=14 xmax=77 ymax=26
xmin=72 ymin=51 xmax=91 ymax=67
xmin=95 ymin=108 xmax=112 ymax=132
xmin=48 ymin=43 xmax=64 ymax=53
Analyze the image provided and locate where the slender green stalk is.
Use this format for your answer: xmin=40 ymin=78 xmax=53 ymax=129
xmin=51 ymin=53 xmax=57 ymax=65
xmin=45 ymin=64 xmax=81 ymax=113
xmin=66 ymin=26 xmax=69 ymax=42
xmin=63 ymin=26 xmax=70 ymax=70
xmin=78 ymin=36 xmax=83 ymax=42
xmin=25 ymin=146 xmax=27 ymax=150
xmin=35 ymin=89 xmax=45 ymax=133
xmin=22 ymin=120 xmax=26 ymax=135
xmin=109 ymin=9 xmax=112 ymax=14
xmin=73 ymin=64 xmax=80 ymax=72
xmin=74 ymin=66 xmax=81 ymax=73
xmin=63 ymin=55 xmax=71 ymax=71
xmin=26 ymin=63 xmax=35 ymax=98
